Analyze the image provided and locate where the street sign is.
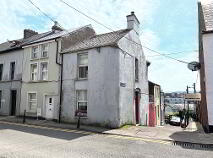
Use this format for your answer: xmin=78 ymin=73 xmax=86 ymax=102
xmin=187 ymin=61 xmax=201 ymax=71
xmin=184 ymin=93 xmax=201 ymax=101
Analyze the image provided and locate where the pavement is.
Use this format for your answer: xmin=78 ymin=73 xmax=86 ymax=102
xmin=0 ymin=116 xmax=213 ymax=145
xmin=0 ymin=121 xmax=212 ymax=158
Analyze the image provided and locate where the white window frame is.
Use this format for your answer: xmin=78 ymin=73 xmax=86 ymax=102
xmin=76 ymin=90 xmax=88 ymax=114
xmin=41 ymin=43 xmax=49 ymax=58
xmin=78 ymin=53 xmax=88 ymax=80
xmin=30 ymin=62 xmax=38 ymax=81
xmin=27 ymin=92 xmax=37 ymax=112
xmin=31 ymin=45 xmax=39 ymax=59
xmin=40 ymin=62 xmax=48 ymax=81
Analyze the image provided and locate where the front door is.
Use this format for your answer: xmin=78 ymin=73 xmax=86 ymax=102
xmin=45 ymin=96 xmax=54 ymax=119
xmin=10 ymin=90 xmax=16 ymax=116
xmin=135 ymin=91 xmax=140 ymax=124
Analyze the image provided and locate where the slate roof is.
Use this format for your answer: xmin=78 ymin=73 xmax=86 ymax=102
xmin=26 ymin=25 xmax=92 ymax=46
xmin=62 ymin=29 xmax=130 ymax=53
xmin=0 ymin=31 xmax=52 ymax=53
xmin=202 ymin=2 xmax=213 ymax=31
xmin=0 ymin=25 xmax=91 ymax=53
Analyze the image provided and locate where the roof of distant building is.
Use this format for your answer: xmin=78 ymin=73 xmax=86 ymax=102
xmin=61 ymin=29 xmax=130 ymax=53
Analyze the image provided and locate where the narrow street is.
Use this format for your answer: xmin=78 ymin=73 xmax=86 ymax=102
xmin=0 ymin=122 xmax=212 ymax=158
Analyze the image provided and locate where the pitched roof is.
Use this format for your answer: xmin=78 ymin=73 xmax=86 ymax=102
xmin=62 ymin=29 xmax=130 ymax=53
xmin=0 ymin=31 xmax=51 ymax=53
xmin=25 ymin=25 xmax=92 ymax=46
xmin=202 ymin=2 xmax=213 ymax=31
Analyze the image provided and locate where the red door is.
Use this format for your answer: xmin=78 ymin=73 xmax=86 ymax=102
xmin=135 ymin=91 xmax=140 ymax=124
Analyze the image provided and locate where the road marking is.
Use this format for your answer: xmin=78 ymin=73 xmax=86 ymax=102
xmin=0 ymin=121 xmax=95 ymax=135
xmin=0 ymin=121 xmax=172 ymax=145
xmin=105 ymin=134 xmax=171 ymax=145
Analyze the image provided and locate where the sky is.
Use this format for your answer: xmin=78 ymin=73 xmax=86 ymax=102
xmin=1 ymin=0 xmax=212 ymax=92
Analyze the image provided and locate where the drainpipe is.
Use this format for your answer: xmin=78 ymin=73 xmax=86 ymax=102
xmin=55 ymin=39 xmax=63 ymax=123
xmin=58 ymin=53 xmax=63 ymax=123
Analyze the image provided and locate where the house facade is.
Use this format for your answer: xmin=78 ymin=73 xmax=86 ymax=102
xmin=0 ymin=29 xmax=45 ymax=116
xmin=198 ymin=1 xmax=213 ymax=132
xmin=20 ymin=24 xmax=95 ymax=120
xmin=61 ymin=12 xmax=149 ymax=128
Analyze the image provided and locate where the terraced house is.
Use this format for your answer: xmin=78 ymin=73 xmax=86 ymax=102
xmin=61 ymin=12 xmax=149 ymax=128
xmin=20 ymin=23 xmax=95 ymax=120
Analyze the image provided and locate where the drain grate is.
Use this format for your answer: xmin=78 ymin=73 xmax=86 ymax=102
xmin=173 ymin=141 xmax=213 ymax=150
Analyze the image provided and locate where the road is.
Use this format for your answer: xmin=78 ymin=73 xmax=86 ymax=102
xmin=0 ymin=122 xmax=212 ymax=158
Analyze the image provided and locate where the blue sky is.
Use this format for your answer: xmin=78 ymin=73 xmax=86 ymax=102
xmin=1 ymin=0 xmax=210 ymax=92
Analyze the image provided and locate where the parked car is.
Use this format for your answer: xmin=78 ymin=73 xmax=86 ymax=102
xmin=169 ymin=116 xmax=180 ymax=126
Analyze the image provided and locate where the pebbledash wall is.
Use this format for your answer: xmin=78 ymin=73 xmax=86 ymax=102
xmin=202 ymin=32 xmax=213 ymax=127
xmin=0 ymin=49 xmax=23 ymax=116
xmin=61 ymin=29 xmax=149 ymax=128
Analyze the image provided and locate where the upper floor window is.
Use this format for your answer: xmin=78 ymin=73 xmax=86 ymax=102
xmin=41 ymin=62 xmax=48 ymax=80
xmin=31 ymin=46 xmax=39 ymax=59
xmin=135 ymin=58 xmax=139 ymax=82
xmin=10 ymin=62 xmax=15 ymax=80
xmin=30 ymin=63 xmax=38 ymax=81
xmin=78 ymin=54 xmax=88 ymax=79
xmin=0 ymin=64 xmax=3 ymax=81
xmin=41 ymin=44 xmax=48 ymax=58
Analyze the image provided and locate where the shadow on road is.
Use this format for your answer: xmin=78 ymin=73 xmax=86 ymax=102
xmin=169 ymin=126 xmax=213 ymax=151
xmin=0 ymin=122 xmax=95 ymax=141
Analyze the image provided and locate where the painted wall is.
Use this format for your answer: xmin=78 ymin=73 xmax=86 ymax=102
xmin=20 ymin=41 xmax=60 ymax=119
xmin=117 ymin=30 xmax=149 ymax=126
xmin=62 ymin=47 xmax=120 ymax=128
xmin=0 ymin=49 xmax=23 ymax=115
xmin=203 ymin=33 xmax=213 ymax=125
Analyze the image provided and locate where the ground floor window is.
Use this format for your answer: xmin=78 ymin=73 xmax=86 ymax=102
xmin=76 ymin=90 xmax=87 ymax=114
xmin=28 ymin=93 xmax=37 ymax=112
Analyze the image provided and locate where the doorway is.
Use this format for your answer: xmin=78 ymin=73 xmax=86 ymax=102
xmin=135 ymin=88 xmax=141 ymax=124
xmin=45 ymin=96 xmax=54 ymax=119
xmin=10 ymin=90 xmax=17 ymax=116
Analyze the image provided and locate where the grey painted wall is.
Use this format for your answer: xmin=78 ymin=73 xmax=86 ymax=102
xmin=0 ymin=49 xmax=23 ymax=115
xmin=62 ymin=47 xmax=120 ymax=127
xmin=62 ymin=30 xmax=149 ymax=128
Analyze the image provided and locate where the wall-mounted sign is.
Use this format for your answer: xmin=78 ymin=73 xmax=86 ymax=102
xmin=120 ymin=82 xmax=126 ymax=87
xmin=184 ymin=93 xmax=201 ymax=101
xmin=187 ymin=61 xmax=201 ymax=71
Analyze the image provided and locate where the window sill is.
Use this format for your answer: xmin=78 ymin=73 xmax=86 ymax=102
xmin=28 ymin=80 xmax=50 ymax=83
xmin=76 ymin=78 xmax=88 ymax=81
xmin=40 ymin=57 xmax=48 ymax=60
xmin=30 ymin=58 xmax=39 ymax=61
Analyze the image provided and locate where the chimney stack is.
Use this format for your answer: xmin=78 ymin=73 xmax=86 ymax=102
xmin=126 ymin=11 xmax=140 ymax=35
xmin=24 ymin=29 xmax=38 ymax=39
xmin=52 ymin=21 xmax=64 ymax=32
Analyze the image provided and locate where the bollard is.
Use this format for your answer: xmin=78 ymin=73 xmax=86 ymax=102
xmin=23 ymin=110 xmax=26 ymax=124
xmin=77 ymin=115 xmax=80 ymax=129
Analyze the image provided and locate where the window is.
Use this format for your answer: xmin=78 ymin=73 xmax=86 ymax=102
xmin=30 ymin=63 xmax=38 ymax=81
xmin=41 ymin=44 xmax=48 ymax=58
xmin=135 ymin=58 xmax=139 ymax=82
xmin=10 ymin=62 xmax=15 ymax=80
xmin=76 ymin=90 xmax=87 ymax=114
xmin=28 ymin=93 xmax=37 ymax=112
xmin=0 ymin=64 xmax=3 ymax=81
xmin=41 ymin=62 xmax=48 ymax=80
xmin=0 ymin=90 xmax=2 ymax=109
xmin=31 ymin=46 xmax=39 ymax=59
xmin=78 ymin=54 xmax=88 ymax=79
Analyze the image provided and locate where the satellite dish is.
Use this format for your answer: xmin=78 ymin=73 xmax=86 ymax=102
xmin=188 ymin=61 xmax=201 ymax=71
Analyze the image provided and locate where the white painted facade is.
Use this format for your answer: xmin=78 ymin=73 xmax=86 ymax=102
xmin=202 ymin=33 xmax=213 ymax=125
